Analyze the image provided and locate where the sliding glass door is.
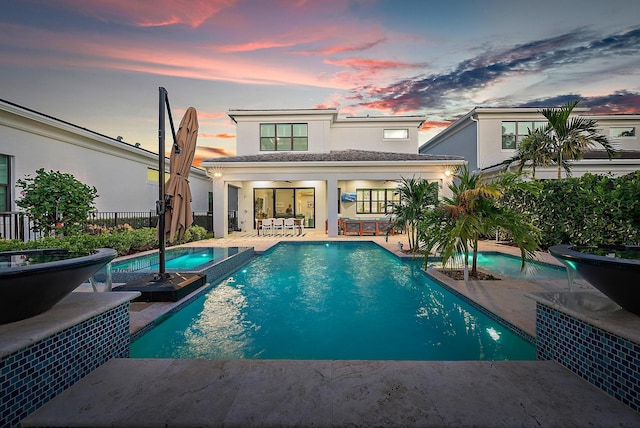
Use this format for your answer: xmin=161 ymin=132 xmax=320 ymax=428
xmin=254 ymin=187 xmax=315 ymax=228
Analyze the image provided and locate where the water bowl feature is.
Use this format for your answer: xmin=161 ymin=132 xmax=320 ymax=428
xmin=549 ymin=244 xmax=640 ymax=316
xmin=0 ymin=248 xmax=118 ymax=324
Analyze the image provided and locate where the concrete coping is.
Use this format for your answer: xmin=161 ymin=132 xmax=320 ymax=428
xmin=529 ymin=291 xmax=640 ymax=344
xmin=0 ymin=291 xmax=140 ymax=358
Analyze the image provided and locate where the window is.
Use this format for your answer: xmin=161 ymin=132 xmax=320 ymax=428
xmin=356 ymin=188 xmax=399 ymax=214
xmin=501 ymin=121 xmax=547 ymax=149
xmin=254 ymin=187 xmax=315 ymax=228
xmin=383 ymin=129 xmax=409 ymax=139
xmin=146 ymin=167 xmax=169 ymax=183
xmin=0 ymin=155 xmax=9 ymax=211
xmin=610 ymin=127 xmax=635 ymax=138
xmin=260 ymin=123 xmax=308 ymax=151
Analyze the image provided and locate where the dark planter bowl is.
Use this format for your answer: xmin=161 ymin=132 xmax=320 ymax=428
xmin=0 ymin=248 xmax=118 ymax=324
xmin=549 ymin=244 xmax=640 ymax=316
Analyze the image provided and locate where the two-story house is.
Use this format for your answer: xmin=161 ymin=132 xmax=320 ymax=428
xmin=419 ymin=107 xmax=640 ymax=179
xmin=201 ymin=109 xmax=465 ymax=238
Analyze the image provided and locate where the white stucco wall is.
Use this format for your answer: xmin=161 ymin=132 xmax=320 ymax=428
xmin=1 ymin=102 xmax=210 ymax=213
xmin=589 ymin=116 xmax=640 ymax=152
xmin=330 ymin=119 xmax=422 ymax=154
xmin=231 ymin=109 xmax=425 ymax=156
xmin=232 ymin=110 xmax=335 ymax=155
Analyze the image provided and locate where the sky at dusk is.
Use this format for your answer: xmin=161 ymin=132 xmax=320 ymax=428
xmin=2 ymin=0 xmax=639 ymax=166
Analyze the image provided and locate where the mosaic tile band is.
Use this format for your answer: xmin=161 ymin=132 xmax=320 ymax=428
xmin=536 ymin=303 xmax=640 ymax=413
xmin=0 ymin=302 xmax=131 ymax=428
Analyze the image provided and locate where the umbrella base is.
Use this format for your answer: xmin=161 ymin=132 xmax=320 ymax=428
xmin=113 ymin=273 xmax=207 ymax=302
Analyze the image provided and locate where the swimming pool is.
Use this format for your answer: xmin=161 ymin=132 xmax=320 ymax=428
xmin=431 ymin=252 xmax=571 ymax=280
xmin=131 ymin=242 xmax=535 ymax=361
xmin=108 ymin=246 xmax=255 ymax=286
xmin=112 ymin=247 xmax=245 ymax=272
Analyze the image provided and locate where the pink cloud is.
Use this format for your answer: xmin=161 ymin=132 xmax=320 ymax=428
xmin=194 ymin=146 xmax=235 ymax=165
xmin=0 ymin=23 xmax=346 ymax=89
xmin=421 ymin=121 xmax=453 ymax=131
xmin=199 ymin=133 xmax=235 ymax=139
xmin=359 ymin=99 xmax=422 ymax=114
xmin=198 ymin=111 xmax=227 ymax=120
xmin=55 ymin=0 xmax=237 ymax=28
xmin=325 ymin=58 xmax=424 ymax=70
xmin=296 ymin=38 xmax=386 ymax=56
xmin=217 ymin=40 xmax=299 ymax=53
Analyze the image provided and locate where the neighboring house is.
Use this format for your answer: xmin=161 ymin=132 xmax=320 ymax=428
xmin=419 ymin=107 xmax=640 ymax=179
xmin=201 ymin=109 xmax=465 ymax=238
xmin=0 ymin=98 xmax=211 ymax=232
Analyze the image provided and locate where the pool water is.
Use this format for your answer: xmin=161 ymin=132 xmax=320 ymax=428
xmin=112 ymin=247 xmax=243 ymax=272
xmin=442 ymin=252 xmax=571 ymax=280
xmin=131 ymin=242 xmax=535 ymax=361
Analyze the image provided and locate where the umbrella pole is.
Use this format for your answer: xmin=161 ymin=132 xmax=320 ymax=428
xmin=157 ymin=87 xmax=168 ymax=278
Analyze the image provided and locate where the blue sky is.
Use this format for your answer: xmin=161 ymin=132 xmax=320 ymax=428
xmin=1 ymin=0 xmax=639 ymax=165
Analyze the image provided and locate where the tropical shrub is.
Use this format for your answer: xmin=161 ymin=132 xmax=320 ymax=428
xmin=502 ymin=172 xmax=640 ymax=247
xmin=387 ymin=177 xmax=439 ymax=251
xmin=0 ymin=225 xmax=208 ymax=256
xmin=16 ymin=168 xmax=98 ymax=236
xmin=420 ymin=166 xmax=541 ymax=279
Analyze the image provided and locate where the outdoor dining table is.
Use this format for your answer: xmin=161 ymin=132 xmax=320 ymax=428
xmin=255 ymin=218 xmax=304 ymax=235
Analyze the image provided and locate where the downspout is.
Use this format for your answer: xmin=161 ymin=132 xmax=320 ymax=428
xmin=469 ymin=112 xmax=479 ymax=172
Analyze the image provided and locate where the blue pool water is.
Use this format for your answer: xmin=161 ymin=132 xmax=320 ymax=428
xmin=432 ymin=252 xmax=571 ymax=280
xmin=131 ymin=242 xmax=535 ymax=361
xmin=112 ymin=247 xmax=244 ymax=272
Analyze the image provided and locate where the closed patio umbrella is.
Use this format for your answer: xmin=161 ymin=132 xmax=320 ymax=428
xmin=164 ymin=106 xmax=198 ymax=243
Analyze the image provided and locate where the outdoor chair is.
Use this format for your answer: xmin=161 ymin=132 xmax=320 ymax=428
xmin=272 ymin=217 xmax=284 ymax=235
xmin=260 ymin=218 xmax=274 ymax=235
xmin=283 ymin=217 xmax=296 ymax=235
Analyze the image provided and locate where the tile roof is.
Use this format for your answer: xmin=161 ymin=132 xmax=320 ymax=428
xmin=582 ymin=150 xmax=640 ymax=160
xmin=204 ymin=150 xmax=464 ymax=163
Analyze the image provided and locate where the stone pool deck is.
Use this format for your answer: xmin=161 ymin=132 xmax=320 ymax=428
xmin=24 ymin=233 xmax=640 ymax=427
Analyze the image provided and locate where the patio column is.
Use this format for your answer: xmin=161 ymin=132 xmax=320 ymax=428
xmin=212 ymin=178 xmax=227 ymax=238
xmin=326 ymin=176 xmax=338 ymax=237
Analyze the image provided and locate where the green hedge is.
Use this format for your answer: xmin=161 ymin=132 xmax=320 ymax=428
xmin=503 ymin=172 xmax=640 ymax=248
xmin=0 ymin=225 xmax=209 ymax=256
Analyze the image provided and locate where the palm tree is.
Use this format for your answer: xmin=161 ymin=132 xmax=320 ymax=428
xmin=502 ymin=128 xmax=555 ymax=179
xmin=387 ymin=176 xmax=439 ymax=252
xmin=420 ymin=166 xmax=540 ymax=280
xmin=504 ymin=100 xmax=616 ymax=179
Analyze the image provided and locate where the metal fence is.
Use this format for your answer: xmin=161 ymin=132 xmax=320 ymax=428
xmin=0 ymin=211 xmax=214 ymax=242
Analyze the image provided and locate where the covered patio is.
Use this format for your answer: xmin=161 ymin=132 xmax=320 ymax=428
xmin=202 ymin=150 xmax=464 ymax=238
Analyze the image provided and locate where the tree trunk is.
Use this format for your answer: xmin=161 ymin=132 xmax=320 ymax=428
xmin=471 ymin=239 xmax=478 ymax=277
xmin=464 ymin=247 xmax=470 ymax=282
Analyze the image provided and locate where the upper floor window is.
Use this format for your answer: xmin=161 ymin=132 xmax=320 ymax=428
xmin=383 ymin=129 xmax=409 ymax=140
xmin=0 ymin=154 xmax=10 ymax=211
xmin=501 ymin=121 xmax=547 ymax=150
xmin=260 ymin=123 xmax=308 ymax=151
xmin=610 ymin=127 xmax=635 ymax=138
xmin=356 ymin=188 xmax=399 ymax=214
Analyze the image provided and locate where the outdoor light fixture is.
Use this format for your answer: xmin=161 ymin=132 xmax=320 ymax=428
xmin=444 ymin=169 xmax=452 ymax=177
xmin=210 ymin=166 xmax=224 ymax=179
